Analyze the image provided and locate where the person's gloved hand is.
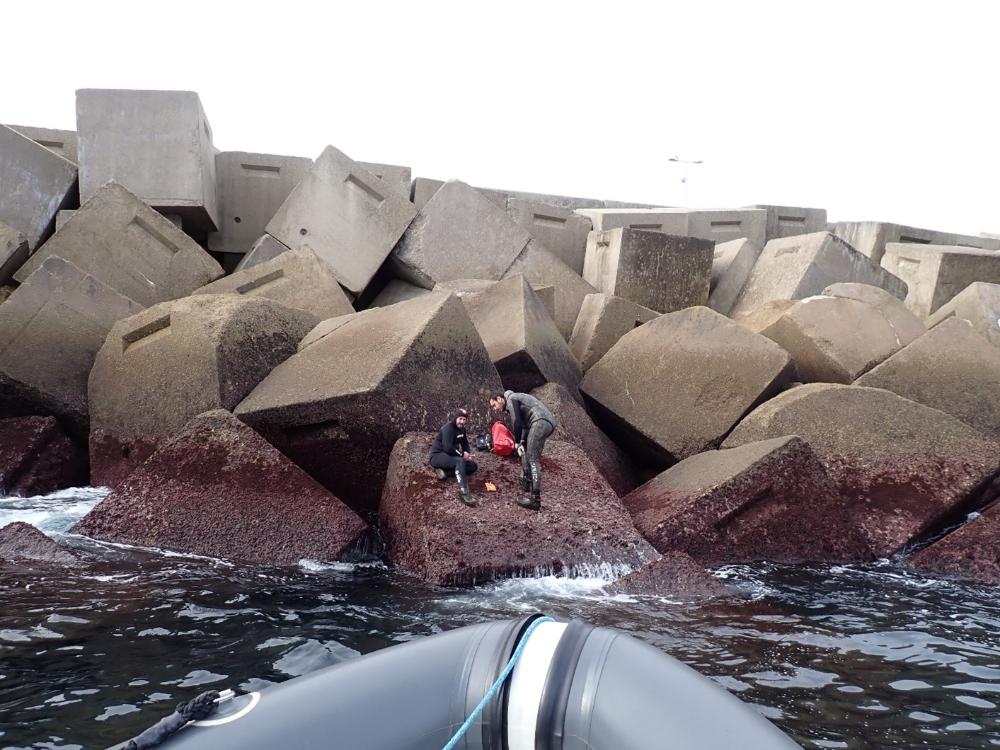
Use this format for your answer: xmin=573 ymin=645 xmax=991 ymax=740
xmin=516 ymin=443 xmax=526 ymax=457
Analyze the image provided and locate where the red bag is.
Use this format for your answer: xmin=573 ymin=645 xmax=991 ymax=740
xmin=491 ymin=421 xmax=516 ymax=456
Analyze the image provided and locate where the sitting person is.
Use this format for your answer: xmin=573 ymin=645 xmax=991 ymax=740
xmin=429 ymin=408 xmax=478 ymax=507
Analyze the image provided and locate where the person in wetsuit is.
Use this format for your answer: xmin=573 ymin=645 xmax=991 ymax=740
xmin=489 ymin=390 xmax=557 ymax=511
xmin=429 ymin=408 xmax=478 ymax=507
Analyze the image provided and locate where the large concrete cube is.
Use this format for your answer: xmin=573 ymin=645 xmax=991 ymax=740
xmin=358 ymin=161 xmax=411 ymax=198
xmin=708 ymin=238 xmax=762 ymax=315
xmin=392 ymin=180 xmax=531 ymax=288
xmin=569 ymin=293 xmax=659 ymax=372
xmin=77 ymin=89 xmax=218 ymax=231
xmin=14 ymin=182 xmax=223 ymax=305
xmin=266 ymin=145 xmax=415 ymax=294
xmin=193 ymin=248 xmax=354 ymax=321
xmin=6 ymin=124 xmax=78 ymax=164
xmin=881 ymin=243 xmax=1000 ymax=318
xmin=749 ymin=205 xmax=827 ymax=242
xmin=88 ymin=295 xmax=317 ymax=486
xmin=583 ymin=228 xmax=713 ymax=313
xmin=209 ymin=151 xmax=313 ymax=255
xmin=0 ymin=257 xmax=142 ymax=435
xmin=505 ymin=198 xmax=592 ymax=274
xmin=822 ymin=282 xmax=926 ymax=347
xmin=730 ymin=231 xmax=908 ymax=317
xmin=0 ymin=124 xmax=78 ymax=250
xmin=369 ymin=279 xmax=431 ymax=308
xmin=0 ymin=221 xmax=29 ymax=286
xmin=927 ymin=281 xmax=1000 ymax=347
xmin=909 ymin=500 xmax=1000 ymax=584
xmin=833 ymin=221 xmax=1000 ymax=265
xmin=234 ymin=233 xmax=290 ymax=272
xmin=580 ymin=307 xmax=794 ymax=467
xmin=575 ymin=208 xmax=767 ymax=247
xmin=235 ymin=293 xmax=504 ymax=513
xmin=462 ymin=275 xmax=581 ymax=397
xmin=0 ymin=416 xmax=87 ymax=497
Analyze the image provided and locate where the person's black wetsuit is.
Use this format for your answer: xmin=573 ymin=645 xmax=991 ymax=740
xmin=503 ymin=390 xmax=557 ymax=500
xmin=429 ymin=410 xmax=478 ymax=487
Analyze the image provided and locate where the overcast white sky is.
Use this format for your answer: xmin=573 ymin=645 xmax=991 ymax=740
xmin=3 ymin=1 xmax=998 ymax=235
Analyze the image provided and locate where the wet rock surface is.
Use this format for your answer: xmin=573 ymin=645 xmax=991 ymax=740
xmin=0 ymin=416 xmax=86 ymax=496
xmin=0 ymin=521 xmax=78 ymax=564
xmin=604 ymin=551 xmax=736 ymax=600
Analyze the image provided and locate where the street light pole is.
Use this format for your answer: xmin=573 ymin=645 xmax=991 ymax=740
xmin=668 ymin=156 xmax=704 ymax=206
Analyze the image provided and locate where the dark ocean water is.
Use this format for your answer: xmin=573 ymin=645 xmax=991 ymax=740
xmin=1 ymin=488 xmax=999 ymax=750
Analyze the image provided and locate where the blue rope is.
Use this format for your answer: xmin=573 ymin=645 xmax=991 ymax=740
xmin=441 ymin=616 xmax=554 ymax=750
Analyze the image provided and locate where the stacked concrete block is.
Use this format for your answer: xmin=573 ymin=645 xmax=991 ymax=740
xmin=708 ymin=238 xmax=762 ymax=315
xmin=76 ymin=89 xmax=219 ymax=231
xmin=193 ymin=248 xmax=355 ymax=321
xmin=730 ymin=231 xmax=908 ymax=318
xmin=266 ymin=145 xmax=415 ymax=294
xmin=0 ymin=124 xmax=78 ymax=250
xmin=569 ymin=293 xmax=659 ymax=372
xmin=927 ymin=282 xmax=1000 ymax=347
xmin=575 ymin=208 xmax=767 ymax=248
xmin=881 ymin=243 xmax=1000 ymax=318
xmin=358 ymin=161 xmax=412 ymax=198
xmin=369 ymin=279 xmax=431 ymax=308
xmin=0 ymin=222 xmax=29 ymax=286
xmin=88 ymin=295 xmax=317 ymax=486
xmin=750 ymin=205 xmax=827 ymax=242
xmin=505 ymin=198 xmax=592 ymax=274
xmin=0 ymin=257 xmax=143 ymax=435
xmin=392 ymin=180 xmax=531 ymax=288
xmin=410 ymin=177 xmax=507 ymax=211
xmin=6 ymin=125 xmax=79 ymax=163
xmin=822 ymin=282 xmax=926 ymax=346
xmin=434 ymin=278 xmax=556 ymax=320
xmin=583 ymin=228 xmax=713 ymax=313
xmin=833 ymin=221 xmax=1000 ymax=265
xmin=209 ymin=151 xmax=313 ymax=255
xmin=234 ymin=234 xmax=290 ymax=272
xmin=15 ymin=182 xmax=223 ymax=306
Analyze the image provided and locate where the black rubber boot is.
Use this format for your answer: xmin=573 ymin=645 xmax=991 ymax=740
xmin=456 ymin=467 xmax=478 ymax=507
xmin=434 ymin=468 xmax=447 ymax=480
xmin=516 ymin=493 xmax=541 ymax=511
xmin=519 ymin=475 xmax=531 ymax=493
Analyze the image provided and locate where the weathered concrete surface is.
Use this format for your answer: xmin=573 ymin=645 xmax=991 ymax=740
xmin=623 ymin=436 xmax=872 ymax=565
xmin=392 ymin=180 xmax=531 ymax=288
xmin=730 ymin=232 xmax=908 ymax=318
xmin=6 ymin=125 xmax=79 ymax=163
xmin=569 ymin=293 xmax=659 ymax=372
xmin=882 ymin=243 xmax=1000 ymax=318
xmin=76 ymin=89 xmax=218 ymax=231
xmin=909 ymin=500 xmax=1000 ymax=584
xmin=732 ymin=300 xmax=796 ymax=333
xmin=506 ymin=198 xmax=592 ymax=274
xmin=856 ymin=318 xmax=1000 ymax=440
xmin=822 ymin=282 xmax=926 ymax=347
xmin=75 ymin=410 xmax=367 ymax=565
xmin=833 ymin=221 xmax=1000 ymax=265
xmin=409 ymin=177 xmax=622 ymax=212
xmin=89 ymin=295 xmax=316 ymax=487
xmin=575 ymin=208 xmax=767 ymax=247
xmin=0 ymin=221 xmax=29 ymax=286
xmin=0 ymin=416 xmax=87 ymax=497
xmin=266 ymin=145 xmax=416 ymax=294
xmin=530 ymin=383 xmax=639 ymax=496
xmin=0 ymin=286 xmax=12 ymax=306
xmin=708 ymin=238 xmax=762 ymax=315
xmin=194 ymin=248 xmax=354 ymax=321
xmin=927 ymin=282 xmax=1000 ymax=347
xmin=235 ymin=293 xmax=504 ymax=513
xmin=209 ymin=151 xmax=312 ymax=255
xmin=583 ymin=228 xmax=713 ymax=313
xmin=722 ymin=383 xmax=1000 ymax=558
xmin=581 ymin=307 xmax=794 ymax=467
xmin=14 ymin=183 xmax=223 ymax=305
xmin=0 ymin=124 xmax=78 ymax=250
xmin=462 ymin=276 xmax=581 ymax=397
xmin=378 ymin=433 xmax=655 ymax=585
xmin=0 ymin=257 xmax=143 ymax=435
xmin=758 ymin=296 xmax=905 ymax=383
xmin=750 ymin=205 xmax=828 ymax=242
xmin=434 ymin=279 xmax=556 ymax=320
xmin=369 ymin=279 xmax=431 ymax=308
xmin=604 ymin=552 xmax=735 ymax=600
xmin=357 ymin=161 xmax=412 ymax=198
xmin=0 ymin=522 xmax=78 ymax=564
xmin=234 ymin=233 xmax=290 ymax=272
xmin=503 ymin=241 xmax=597 ymax=340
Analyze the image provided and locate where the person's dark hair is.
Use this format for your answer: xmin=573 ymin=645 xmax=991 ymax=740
xmin=490 ymin=394 xmax=506 ymax=403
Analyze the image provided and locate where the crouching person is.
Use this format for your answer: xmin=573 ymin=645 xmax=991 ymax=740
xmin=489 ymin=390 xmax=556 ymax=511
xmin=429 ymin=408 xmax=478 ymax=507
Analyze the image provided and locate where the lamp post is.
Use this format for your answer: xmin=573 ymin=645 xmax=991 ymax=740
xmin=668 ymin=156 xmax=703 ymax=206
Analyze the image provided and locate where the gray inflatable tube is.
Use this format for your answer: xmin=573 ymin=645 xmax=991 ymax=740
xmin=149 ymin=615 xmax=801 ymax=749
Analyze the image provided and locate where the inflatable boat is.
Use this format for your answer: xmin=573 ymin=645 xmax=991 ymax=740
xmin=114 ymin=614 xmax=801 ymax=749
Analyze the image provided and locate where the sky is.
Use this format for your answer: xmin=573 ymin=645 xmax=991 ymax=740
xmin=2 ymin=1 xmax=998 ymax=235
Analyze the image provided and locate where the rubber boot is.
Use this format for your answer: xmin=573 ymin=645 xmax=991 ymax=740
xmin=517 ymin=463 xmax=542 ymax=511
xmin=434 ymin=467 xmax=447 ymax=480
xmin=456 ymin=466 xmax=478 ymax=507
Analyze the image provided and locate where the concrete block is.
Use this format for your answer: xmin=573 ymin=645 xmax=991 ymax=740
xmin=503 ymin=240 xmax=596 ymax=339
xmin=927 ymin=282 xmax=1000 ymax=347
xmin=369 ymin=279 xmax=431 ymax=308
xmin=56 ymin=209 xmax=181 ymax=232
xmin=234 ymin=233 xmax=290 ymax=272
xmin=750 ymin=205 xmax=827 ymax=241
xmin=0 ymin=221 xmax=29 ymax=286
xmin=76 ymin=89 xmax=218 ymax=231
xmin=392 ymin=180 xmax=530 ymax=288
xmin=882 ymin=243 xmax=1000 ymax=318
xmin=358 ymin=161 xmax=412 ymax=199
xmin=0 ymin=124 xmax=78 ymax=250
xmin=822 ymin=282 xmax=926 ymax=346
xmin=0 ymin=257 xmax=142 ymax=434
xmin=708 ymin=238 xmax=762 ymax=315
xmin=6 ymin=124 xmax=78 ymax=163
xmin=434 ymin=278 xmax=556 ymax=320
xmin=833 ymin=221 xmax=1000 ymax=265
xmin=0 ymin=416 xmax=87 ymax=497
xmin=506 ymin=198 xmax=592 ymax=274
xmin=409 ymin=177 xmax=626 ymax=212
xmin=575 ymin=208 xmax=767 ymax=247
xmin=266 ymin=145 xmax=415 ymax=294
xmin=89 ymin=294 xmax=317 ymax=486
xmin=910 ymin=498 xmax=1000 ymax=584
xmin=730 ymin=231 xmax=908 ymax=318
xmin=209 ymin=151 xmax=312 ymax=255
xmin=569 ymin=293 xmax=659 ymax=372
xmin=583 ymin=228 xmax=713 ymax=313
xmin=14 ymin=182 xmax=223 ymax=306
